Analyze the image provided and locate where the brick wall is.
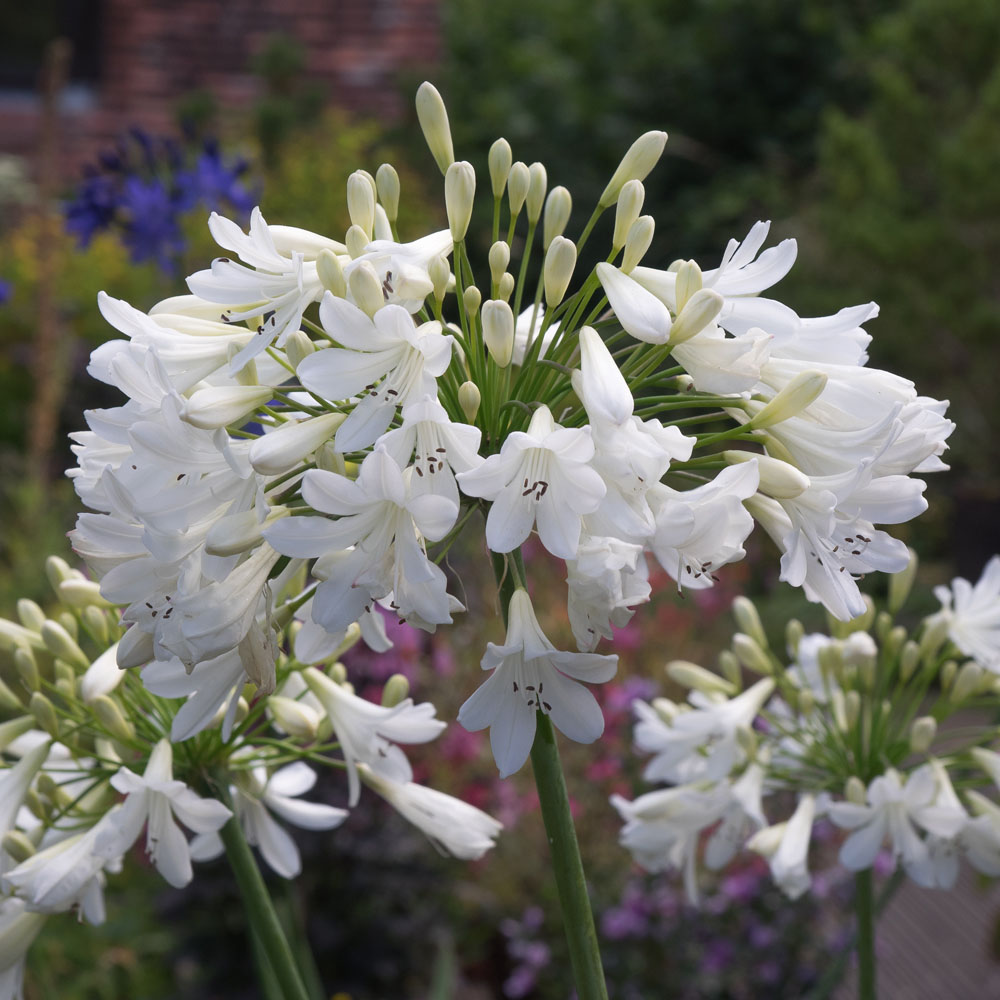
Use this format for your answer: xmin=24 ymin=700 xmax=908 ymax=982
xmin=1 ymin=0 xmax=443 ymax=179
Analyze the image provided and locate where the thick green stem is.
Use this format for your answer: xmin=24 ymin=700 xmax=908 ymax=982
xmin=220 ymin=817 xmax=312 ymax=1000
xmin=491 ymin=551 xmax=608 ymax=1000
xmin=855 ymin=868 xmax=877 ymax=1000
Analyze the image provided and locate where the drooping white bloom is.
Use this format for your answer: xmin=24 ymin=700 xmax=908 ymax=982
xmin=457 ymin=589 xmax=617 ymax=776
xmin=456 ymin=405 xmax=606 ymax=560
xmin=297 ymin=297 xmax=455 ymax=453
xmin=359 ymin=763 xmax=503 ymax=860
xmin=95 ymin=739 xmax=232 ymax=888
xmin=302 ymin=666 xmax=445 ymax=806
xmin=190 ymin=762 xmax=348 ymax=879
xmin=647 ymin=461 xmax=759 ymax=589
xmin=748 ymin=793 xmax=817 ymax=899
xmin=0 ymin=898 xmax=45 ymax=999
xmin=595 ymin=262 xmax=672 ymax=344
xmin=932 ymin=556 xmax=1000 ymax=671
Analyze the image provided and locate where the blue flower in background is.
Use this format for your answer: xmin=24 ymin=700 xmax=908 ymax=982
xmin=63 ymin=130 xmax=257 ymax=274
xmin=0 ymin=278 xmax=11 ymax=306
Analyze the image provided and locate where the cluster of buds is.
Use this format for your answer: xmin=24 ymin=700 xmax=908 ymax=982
xmin=613 ymin=553 xmax=1000 ymax=900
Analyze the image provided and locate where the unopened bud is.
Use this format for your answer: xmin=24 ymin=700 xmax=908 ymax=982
xmin=415 ymin=82 xmax=455 ymax=175
xmin=831 ymin=690 xmax=849 ymax=732
xmin=348 ymin=259 xmax=384 ymax=317
xmin=463 ymin=284 xmax=482 ymax=318
xmin=58 ymin=579 xmax=113 ymax=609
xmin=17 ymin=600 xmax=45 ymax=632
xmin=329 ymin=661 xmax=348 ymax=685
xmin=29 ymin=692 xmax=59 ymax=738
xmin=613 ymin=180 xmax=644 ymax=250
xmin=785 ymin=619 xmax=804 ymax=655
xmin=909 ymin=716 xmax=937 ymax=753
xmin=459 ymin=381 xmax=481 ymax=422
xmin=731 ymin=597 xmax=767 ymax=650
xmin=2 ymin=830 xmax=36 ymax=864
xmin=845 ymin=776 xmax=867 ymax=804
xmin=317 ymin=248 xmax=346 ymax=297
xmin=382 ymin=673 xmax=411 ymax=708
xmin=0 ymin=716 xmax=33 ymax=752
xmin=883 ymin=625 xmax=907 ymax=662
xmin=489 ymin=242 xmax=510 ymax=284
xmin=675 ymin=260 xmax=703 ymax=312
xmin=283 ymin=329 xmax=315 ymax=371
xmin=599 ymin=130 xmax=668 ymax=208
xmin=668 ymin=289 xmax=725 ymax=346
xmin=497 ymin=272 xmax=515 ymax=301
xmin=375 ymin=163 xmax=400 ymax=223
xmin=845 ymin=690 xmax=861 ymax=728
xmin=621 ymin=216 xmax=654 ymax=273
xmin=268 ymin=695 xmax=320 ymax=741
xmin=749 ymin=372 xmax=828 ymax=429
xmin=182 ymin=385 xmax=275 ymax=430
xmin=951 ymin=660 xmax=984 ymax=703
xmin=206 ymin=506 xmax=290 ymax=557
xmin=797 ymin=687 xmax=815 ymax=716
xmin=543 ymin=186 xmax=572 ymax=249
xmin=666 ymin=660 xmax=737 ymax=696
xmin=482 ymin=300 xmax=515 ymax=368
xmin=919 ymin=615 xmax=950 ymax=665
xmin=875 ymin=611 xmax=893 ymax=645
xmin=347 ymin=171 xmax=375 ymax=238
xmin=445 ymin=161 xmax=476 ymax=241
xmin=888 ymin=547 xmax=919 ymax=614
xmin=345 ymin=224 xmax=370 ymax=260
xmin=724 ymin=451 xmax=809 ymax=499
xmin=899 ymin=640 xmax=920 ymax=681
xmin=732 ymin=633 xmax=772 ymax=675
xmin=718 ymin=649 xmax=742 ymax=689
xmin=15 ymin=648 xmax=39 ymax=691
xmin=735 ymin=725 xmax=758 ymax=757
xmin=0 ymin=676 xmax=22 ymax=712
xmin=543 ymin=236 xmax=577 ymax=307
xmin=41 ymin=620 xmax=89 ymax=671
xmin=45 ymin=555 xmax=74 ymax=590
xmin=526 ymin=162 xmax=547 ymax=224
xmin=489 ymin=138 xmax=513 ymax=198
xmin=91 ymin=694 xmax=135 ymax=743
xmin=249 ymin=412 xmax=346 ymax=476
xmin=940 ymin=659 xmax=957 ymax=692
xmin=507 ymin=161 xmax=530 ymax=216
xmin=429 ymin=255 xmax=451 ymax=303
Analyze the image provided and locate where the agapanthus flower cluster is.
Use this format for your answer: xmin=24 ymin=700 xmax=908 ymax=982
xmin=0 ymin=556 xmax=499 ymax=997
xmin=66 ymin=80 xmax=950 ymax=788
xmin=613 ymin=553 xmax=1000 ymax=902
xmin=65 ymin=128 xmax=256 ymax=273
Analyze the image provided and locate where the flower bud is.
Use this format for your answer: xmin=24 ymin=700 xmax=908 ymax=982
xmin=381 ymin=673 xmax=411 ymax=708
xmin=117 ymin=623 xmax=154 ymax=669
xmin=206 ymin=506 xmax=291 ymax=557
xmin=731 ymin=597 xmax=767 ymax=650
xmin=666 ymin=660 xmax=737 ymax=696
xmin=613 ymin=180 xmax=644 ymax=250
xmin=796 ymin=687 xmax=815 ymax=716
xmin=497 ymin=272 xmax=515 ymax=301
xmin=899 ymin=640 xmax=920 ymax=681
xmin=317 ymin=248 xmax=347 ymax=297
xmin=41 ymin=620 xmax=89 ymax=671
xmin=459 ymin=381 xmax=481 ymax=422
xmin=785 ymin=618 xmax=804 ymax=656
xmin=909 ymin=716 xmax=937 ymax=753
xmin=17 ymin=600 xmax=44 ymax=633
xmin=621 ymin=216 xmax=654 ymax=273
xmin=543 ymin=236 xmax=577 ymax=307
xmin=29 ymin=692 xmax=59 ymax=739
xmin=463 ymin=285 xmax=481 ymax=320
xmin=668 ymin=288 xmax=725 ymax=346
xmin=543 ymin=186 xmax=572 ymax=249
xmin=0 ymin=716 xmax=34 ymax=752
xmin=249 ymin=412 xmax=347 ymax=476
xmin=918 ymin=614 xmax=950 ymax=665
xmin=489 ymin=241 xmax=510 ymax=285
xmin=329 ymin=661 xmax=348 ymax=685
xmin=415 ymin=82 xmax=455 ymax=175
xmin=507 ymin=161 xmax=530 ymax=216
xmin=347 ymin=170 xmax=376 ymax=238
xmin=57 ymin=612 xmax=78 ymax=640
xmin=91 ymin=694 xmax=136 ymax=743
xmin=284 ymin=329 xmax=316 ymax=370
xmin=54 ymin=659 xmax=75 ymax=687
xmin=748 ymin=371 xmax=828 ymax=429
xmin=2 ymin=830 xmax=36 ymax=865
xmin=875 ymin=610 xmax=893 ymax=645
xmin=445 ymin=161 xmax=476 ymax=242
xmin=674 ymin=260 xmax=703 ymax=312
xmin=844 ymin=690 xmax=861 ymax=729
xmin=831 ymin=689 xmax=849 ymax=732
xmin=45 ymin=555 xmax=75 ymax=590
xmin=732 ymin=633 xmax=772 ymax=675
xmin=375 ymin=163 xmax=400 ymax=223
xmin=345 ymin=224 xmax=370 ymax=259
xmin=723 ymin=451 xmax=809 ymax=500
xmin=429 ymin=255 xmax=451 ymax=303
xmin=950 ymin=660 xmax=984 ymax=703
xmin=0 ymin=676 xmax=22 ymax=712
xmin=482 ymin=299 xmax=515 ymax=368
xmin=348 ymin=260 xmax=385 ymax=317
xmin=939 ymin=659 xmax=957 ymax=692
xmin=718 ymin=650 xmax=742 ymax=689
xmin=599 ymin=130 xmax=668 ymax=208
xmin=268 ymin=695 xmax=320 ymax=741
xmin=57 ymin=578 xmax=113 ymax=609
xmin=15 ymin=648 xmax=39 ymax=691
xmin=845 ymin=776 xmax=867 ymax=805
xmin=888 ymin=548 xmax=918 ymax=614
xmin=489 ymin=138 xmax=513 ymax=198
xmin=182 ymin=385 xmax=275 ymax=430
xmin=526 ymin=162 xmax=547 ymax=224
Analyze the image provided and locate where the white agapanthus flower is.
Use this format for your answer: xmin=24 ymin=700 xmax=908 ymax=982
xmin=932 ymin=556 xmax=1000 ymax=670
xmin=458 ymin=589 xmax=617 ymax=776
